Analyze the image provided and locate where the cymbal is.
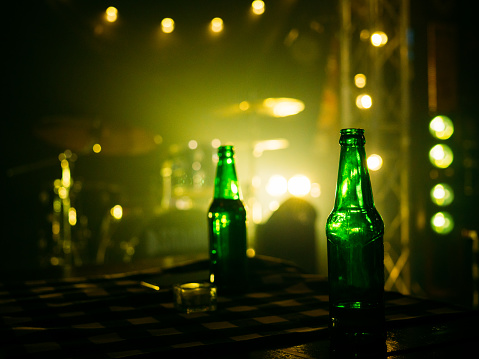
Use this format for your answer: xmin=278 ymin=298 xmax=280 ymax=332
xmin=34 ymin=117 xmax=160 ymax=156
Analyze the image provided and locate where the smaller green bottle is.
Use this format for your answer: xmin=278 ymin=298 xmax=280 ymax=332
xmin=326 ymin=129 xmax=385 ymax=355
xmin=208 ymin=145 xmax=248 ymax=292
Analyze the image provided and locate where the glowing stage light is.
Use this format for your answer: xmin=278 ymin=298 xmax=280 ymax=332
xmin=356 ymin=94 xmax=372 ymax=109
xmin=354 ymin=74 xmax=366 ymax=88
xmin=210 ymin=17 xmax=224 ymax=33
xmin=371 ymin=31 xmax=388 ymax=47
xmin=429 ymin=115 xmax=454 ymax=140
xmin=239 ymin=101 xmax=250 ymax=111
xmin=266 ymin=175 xmax=288 ymax=196
xmin=188 ymin=140 xmax=198 ymax=150
xmin=105 ymin=7 xmax=118 ymax=23
xmin=431 ymin=212 xmax=454 ymax=234
xmin=430 ymin=183 xmax=454 ymax=206
xmin=68 ymin=208 xmax=77 ymax=226
xmin=110 ymin=205 xmax=123 ymax=220
xmin=262 ymin=98 xmax=305 ymax=117
xmin=367 ymin=154 xmax=383 ymax=171
xmin=252 ymin=0 xmax=265 ymax=15
xmin=161 ymin=18 xmax=175 ymax=33
xmin=288 ymin=175 xmax=311 ymax=197
xmin=311 ymin=183 xmax=321 ymax=198
xmin=93 ymin=143 xmax=102 ymax=153
xmin=429 ymin=144 xmax=453 ymax=168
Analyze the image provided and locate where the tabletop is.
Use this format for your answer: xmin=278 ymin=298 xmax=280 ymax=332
xmin=1 ymin=256 xmax=478 ymax=358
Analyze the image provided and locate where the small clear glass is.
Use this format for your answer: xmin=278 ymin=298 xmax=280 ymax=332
xmin=174 ymin=282 xmax=217 ymax=314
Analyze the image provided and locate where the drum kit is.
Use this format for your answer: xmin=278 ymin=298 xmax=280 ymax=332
xmin=27 ymin=117 xmax=213 ymax=271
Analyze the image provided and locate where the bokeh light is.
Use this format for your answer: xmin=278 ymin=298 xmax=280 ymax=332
xmin=430 ymin=183 xmax=454 ymax=206
xmin=429 ymin=115 xmax=454 ymax=140
xmin=288 ymin=175 xmax=311 ymax=197
xmin=367 ymin=154 xmax=383 ymax=171
xmin=429 ymin=144 xmax=454 ymax=168
xmin=431 ymin=212 xmax=454 ymax=235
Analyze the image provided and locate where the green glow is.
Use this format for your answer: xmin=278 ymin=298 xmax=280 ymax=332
xmin=429 ymin=144 xmax=453 ymax=168
xmin=429 ymin=115 xmax=454 ymax=140
xmin=431 ymin=212 xmax=454 ymax=234
xmin=430 ymin=183 xmax=454 ymax=206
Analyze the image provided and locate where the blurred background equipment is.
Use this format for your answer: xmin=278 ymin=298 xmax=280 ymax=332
xmin=255 ymin=197 xmax=318 ymax=274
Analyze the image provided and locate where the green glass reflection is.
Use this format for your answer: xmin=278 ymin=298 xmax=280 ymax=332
xmin=213 ymin=146 xmax=241 ymax=200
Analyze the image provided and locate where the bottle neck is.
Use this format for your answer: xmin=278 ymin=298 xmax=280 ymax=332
xmin=214 ymin=146 xmax=241 ymax=200
xmin=334 ymin=131 xmax=375 ymax=209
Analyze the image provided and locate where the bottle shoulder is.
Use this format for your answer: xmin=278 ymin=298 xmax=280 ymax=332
xmin=326 ymin=207 xmax=384 ymax=244
xmin=209 ymin=198 xmax=246 ymax=212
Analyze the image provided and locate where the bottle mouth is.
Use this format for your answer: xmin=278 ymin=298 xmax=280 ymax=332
xmin=339 ymin=128 xmax=365 ymax=145
xmin=340 ymin=128 xmax=364 ymax=136
xmin=217 ymin=145 xmax=235 ymax=157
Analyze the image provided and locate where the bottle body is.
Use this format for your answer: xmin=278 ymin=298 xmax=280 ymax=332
xmin=326 ymin=129 xmax=385 ymax=354
xmin=208 ymin=198 xmax=247 ymax=291
xmin=208 ymin=146 xmax=248 ymax=292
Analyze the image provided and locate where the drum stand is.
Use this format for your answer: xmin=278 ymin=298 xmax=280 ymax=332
xmin=51 ymin=150 xmax=81 ymax=275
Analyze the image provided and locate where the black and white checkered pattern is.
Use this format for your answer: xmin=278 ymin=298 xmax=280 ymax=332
xmin=0 ymin=257 xmax=463 ymax=358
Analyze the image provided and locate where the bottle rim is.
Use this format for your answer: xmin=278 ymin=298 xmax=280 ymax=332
xmin=340 ymin=128 xmax=364 ymax=135
xmin=217 ymin=145 xmax=235 ymax=157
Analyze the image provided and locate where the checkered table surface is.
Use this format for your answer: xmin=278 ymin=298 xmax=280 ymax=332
xmin=0 ymin=257 xmax=464 ymax=358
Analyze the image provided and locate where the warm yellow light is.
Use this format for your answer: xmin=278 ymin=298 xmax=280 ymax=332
xmin=105 ymin=6 xmax=118 ymax=23
xmin=288 ymin=175 xmax=311 ymax=197
xmin=371 ymin=31 xmax=388 ymax=47
xmin=68 ymin=207 xmax=77 ymax=226
xmin=431 ymin=212 xmax=454 ymax=234
xmin=188 ymin=140 xmax=198 ymax=150
xmin=354 ymin=74 xmax=367 ymax=88
xmin=356 ymin=94 xmax=372 ymax=109
xmin=58 ymin=187 xmax=68 ymax=199
xmin=266 ymin=175 xmax=288 ymax=196
xmin=429 ymin=144 xmax=453 ymax=168
xmin=246 ymin=248 xmax=256 ymax=258
xmin=161 ymin=18 xmax=175 ymax=33
xmin=252 ymin=201 xmax=262 ymax=224
xmin=430 ymin=183 xmax=454 ymax=206
xmin=211 ymin=139 xmax=221 ymax=148
xmin=110 ymin=205 xmax=123 ymax=220
xmin=210 ymin=17 xmax=224 ymax=33
xmin=429 ymin=115 xmax=454 ymax=140
xmin=252 ymin=0 xmax=265 ymax=15
xmin=254 ymin=139 xmax=289 ymax=157
xmin=360 ymin=29 xmax=370 ymax=41
xmin=269 ymin=200 xmax=280 ymax=212
xmin=239 ymin=101 xmax=250 ymax=111
xmin=262 ymin=98 xmax=305 ymax=117
xmin=367 ymin=154 xmax=383 ymax=171
xmin=311 ymin=183 xmax=321 ymax=198
xmin=61 ymin=167 xmax=71 ymax=188
xmin=93 ymin=143 xmax=102 ymax=153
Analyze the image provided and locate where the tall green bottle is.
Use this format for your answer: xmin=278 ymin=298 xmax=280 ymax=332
xmin=208 ymin=145 xmax=248 ymax=292
xmin=326 ymin=129 xmax=385 ymax=354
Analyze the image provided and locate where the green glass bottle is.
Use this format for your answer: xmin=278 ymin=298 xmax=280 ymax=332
xmin=208 ymin=145 xmax=248 ymax=292
xmin=326 ymin=129 xmax=385 ymax=354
